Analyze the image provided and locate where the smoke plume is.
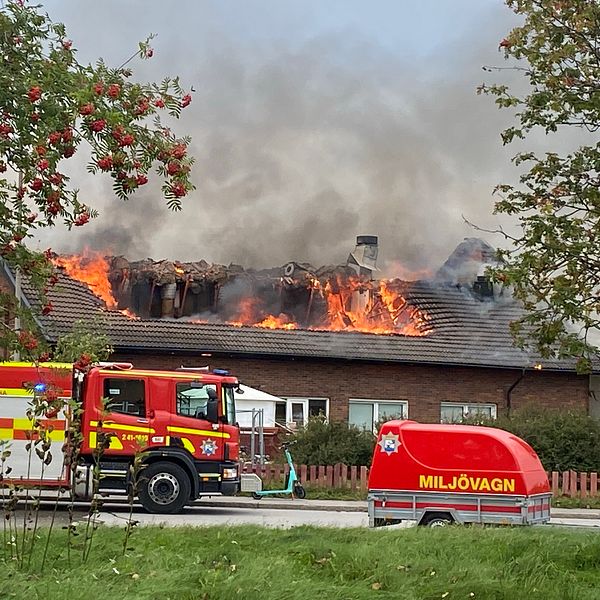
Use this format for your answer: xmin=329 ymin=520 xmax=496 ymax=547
xmin=34 ymin=0 xmax=523 ymax=272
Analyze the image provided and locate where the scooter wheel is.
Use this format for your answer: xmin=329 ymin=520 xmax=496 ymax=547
xmin=294 ymin=484 xmax=306 ymax=499
xmin=251 ymin=492 xmax=262 ymax=500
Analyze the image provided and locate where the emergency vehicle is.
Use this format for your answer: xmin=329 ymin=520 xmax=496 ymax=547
xmin=368 ymin=420 xmax=552 ymax=527
xmin=0 ymin=361 xmax=241 ymax=513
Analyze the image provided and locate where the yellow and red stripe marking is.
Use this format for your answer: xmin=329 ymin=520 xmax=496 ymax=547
xmin=166 ymin=425 xmax=230 ymax=439
xmin=0 ymin=388 xmax=36 ymax=396
xmin=0 ymin=417 xmax=66 ymax=441
xmin=89 ymin=420 xmax=155 ymax=434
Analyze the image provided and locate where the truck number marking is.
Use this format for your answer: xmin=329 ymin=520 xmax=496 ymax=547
xmin=119 ymin=433 xmax=148 ymax=443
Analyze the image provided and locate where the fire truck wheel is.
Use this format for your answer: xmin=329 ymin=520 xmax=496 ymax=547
xmin=138 ymin=461 xmax=191 ymax=514
xmin=293 ymin=484 xmax=306 ymax=499
xmin=420 ymin=512 xmax=454 ymax=528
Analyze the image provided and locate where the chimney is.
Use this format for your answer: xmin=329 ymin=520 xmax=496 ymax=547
xmin=347 ymin=235 xmax=379 ymax=314
xmin=347 ymin=235 xmax=379 ymax=279
xmin=161 ymin=282 xmax=177 ymax=317
xmin=471 ymin=262 xmax=495 ymax=300
xmin=472 ymin=275 xmax=494 ymax=300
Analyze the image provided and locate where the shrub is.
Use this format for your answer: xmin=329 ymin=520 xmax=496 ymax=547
xmin=289 ymin=417 xmax=376 ymax=466
xmin=463 ymin=406 xmax=600 ymax=473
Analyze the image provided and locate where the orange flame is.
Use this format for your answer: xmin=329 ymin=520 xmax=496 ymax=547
xmin=224 ymin=274 xmax=428 ymax=336
xmin=257 ymin=315 xmax=298 ymax=330
xmin=55 ymin=251 xmax=429 ymax=336
xmin=229 ymin=297 xmax=262 ymax=327
xmin=52 ymin=249 xmax=117 ymax=308
xmin=314 ymin=276 xmax=428 ymax=335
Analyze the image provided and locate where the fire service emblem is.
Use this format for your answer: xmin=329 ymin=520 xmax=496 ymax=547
xmin=378 ymin=432 xmax=400 ymax=455
xmin=201 ymin=439 xmax=218 ymax=456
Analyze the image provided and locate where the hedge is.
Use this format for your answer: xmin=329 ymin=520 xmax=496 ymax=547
xmin=463 ymin=407 xmax=600 ymax=473
xmin=289 ymin=409 xmax=600 ymax=472
xmin=289 ymin=417 xmax=375 ymax=467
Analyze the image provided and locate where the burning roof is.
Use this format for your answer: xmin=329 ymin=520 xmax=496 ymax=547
xmin=52 ymin=248 xmax=431 ymax=337
xmin=7 ymin=237 xmax=581 ymax=370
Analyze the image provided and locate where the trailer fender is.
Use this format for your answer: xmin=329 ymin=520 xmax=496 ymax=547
xmin=417 ymin=507 xmax=461 ymax=527
xmin=140 ymin=448 xmax=200 ymax=499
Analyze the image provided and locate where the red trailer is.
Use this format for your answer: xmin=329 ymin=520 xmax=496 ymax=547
xmin=368 ymin=420 xmax=551 ymax=527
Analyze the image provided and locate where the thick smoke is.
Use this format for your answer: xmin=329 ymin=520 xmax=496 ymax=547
xmin=34 ymin=0 xmax=522 ymax=272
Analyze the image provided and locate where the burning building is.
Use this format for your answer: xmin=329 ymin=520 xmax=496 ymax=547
xmin=52 ymin=235 xmax=430 ymax=337
xmin=1 ymin=237 xmax=594 ymax=429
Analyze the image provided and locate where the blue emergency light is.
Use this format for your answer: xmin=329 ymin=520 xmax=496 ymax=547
xmin=34 ymin=383 xmax=46 ymax=393
xmin=212 ymin=369 xmax=229 ymax=376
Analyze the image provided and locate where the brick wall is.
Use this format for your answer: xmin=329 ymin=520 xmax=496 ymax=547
xmin=112 ymin=352 xmax=590 ymax=423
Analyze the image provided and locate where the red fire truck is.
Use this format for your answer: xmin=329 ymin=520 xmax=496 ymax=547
xmin=368 ymin=420 xmax=551 ymax=527
xmin=0 ymin=361 xmax=240 ymax=513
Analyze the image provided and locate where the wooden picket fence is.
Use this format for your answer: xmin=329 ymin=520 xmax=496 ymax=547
xmin=241 ymin=463 xmax=370 ymax=490
xmin=550 ymin=471 xmax=600 ymax=497
xmin=241 ymin=463 xmax=600 ymax=497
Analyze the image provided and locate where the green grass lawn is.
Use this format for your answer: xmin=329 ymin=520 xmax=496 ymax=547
xmin=2 ymin=525 xmax=600 ymax=599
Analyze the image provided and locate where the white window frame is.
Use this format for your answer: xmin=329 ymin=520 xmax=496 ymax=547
xmin=440 ymin=402 xmax=497 ymax=423
xmin=348 ymin=398 xmax=409 ymax=432
xmin=278 ymin=397 xmax=329 ymax=428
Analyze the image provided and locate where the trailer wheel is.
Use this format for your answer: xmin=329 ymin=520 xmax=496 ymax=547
xmin=251 ymin=492 xmax=263 ymax=500
xmin=138 ymin=461 xmax=191 ymax=514
xmin=420 ymin=512 xmax=454 ymax=528
xmin=293 ymin=484 xmax=306 ymax=499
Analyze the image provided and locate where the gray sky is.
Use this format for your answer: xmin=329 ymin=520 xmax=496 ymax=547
xmin=34 ymin=0 xmax=527 ymax=273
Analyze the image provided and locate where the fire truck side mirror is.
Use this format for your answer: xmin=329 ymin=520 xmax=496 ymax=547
xmin=206 ymin=397 xmax=219 ymax=424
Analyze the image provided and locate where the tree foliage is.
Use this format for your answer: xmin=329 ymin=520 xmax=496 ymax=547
xmin=464 ymin=406 xmax=600 ymax=472
xmin=480 ymin=0 xmax=600 ymax=371
xmin=0 ymin=1 xmax=194 ymax=359
xmin=53 ymin=318 xmax=113 ymax=363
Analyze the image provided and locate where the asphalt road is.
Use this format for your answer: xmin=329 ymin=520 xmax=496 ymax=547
xmin=98 ymin=505 xmax=371 ymax=528
xmin=95 ymin=508 xmax=600 ymax=529
xmin=12 ymin=500 xmax=600 ymax=530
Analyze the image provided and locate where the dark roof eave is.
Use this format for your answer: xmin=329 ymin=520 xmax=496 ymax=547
xmin=109 ymin=344 xmax=584 ymax=373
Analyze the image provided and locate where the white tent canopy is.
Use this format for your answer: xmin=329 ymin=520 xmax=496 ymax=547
xmin=234 ymin=384 xmax=282 ymax=428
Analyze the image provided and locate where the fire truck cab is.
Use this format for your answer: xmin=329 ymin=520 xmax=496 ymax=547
xmin=368 ymin=420 xmax=552 ymax=527
xmin=0 ymin=362 xmax=241 ymax=514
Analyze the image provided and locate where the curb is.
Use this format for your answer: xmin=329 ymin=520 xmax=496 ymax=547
xmin=550 ymin=509 xmax=600 ymax=520
xmin=200 ymin=498 xmax=368 ymax=513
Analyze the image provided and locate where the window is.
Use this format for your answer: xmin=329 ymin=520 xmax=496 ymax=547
xmin=277 ymin=398 xmax=329 ymax=428
xmin=224 ymin=386 xmax=236 ymax=425
xmin=103 ymin=378 xmax=145 ymax=416
xmin=176 ymin=382 xmax=217 ymax=419
xmin=348 ymin=399 xmax=408 ymax=431
xmin=308 ymin=399 xmax=328 ymax=418
xmin=440 ymin=402 xmax=497 ymax=423
xmin=275 ymin=401 xmax=287 ymax=426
